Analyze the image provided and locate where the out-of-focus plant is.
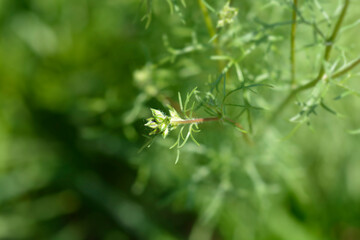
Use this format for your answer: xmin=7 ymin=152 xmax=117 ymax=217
xmin=1 ymin=0 xmax=359 ymax=239
xmin=134 ymin=0 xmax=360 ymax=239
xmin=141 ymin=0 xmax=360 ymax=157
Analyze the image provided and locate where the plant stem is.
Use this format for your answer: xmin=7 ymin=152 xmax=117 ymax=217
xmin=332 ymin=57 xmax=360 ymax=78
xmin=324 ymin=0 xmax=349 ymax=60
xmin=270 ymin=0 xmax=350 ymax=121
xmin=173 ymin=116 xmax=252 ymax=144
xmin=173 ymin=116 xmax=248 ymax=130
xmin=197 ymin=0 xmax=216 ymax=39
xmin=315 ymin=0 xmax=349 ymax=82
xmin=223 ymin=117 xmax=253 ymax=144
xmin=173 ymin=117 xmax=220 ymax=124
xmin=271 ymin=56 xmax=360 ymax=122
xmin=197 ymin=0 xmax=224 ymax=70
xmin=290 ymin=0 xmax=298 ymax=87
xmin=223 ymin=117 xmax=244 ymax=129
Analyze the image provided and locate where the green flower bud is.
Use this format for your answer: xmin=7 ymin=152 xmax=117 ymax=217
xmin=145 ymin=118 xmax=158 ymax=128
xmin=145 ymin=107 xmax=184 ymax=139
xmin=151 ymin=108 xmax=166 ymax=122
xmin=162 ymin=127 xmax=169 ymax=138
xmin=217 ymin=2 xmax=238 ymax=28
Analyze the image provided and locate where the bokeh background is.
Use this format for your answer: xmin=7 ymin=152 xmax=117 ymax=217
xmin=0 ymin=0 xmax=360 ymax=239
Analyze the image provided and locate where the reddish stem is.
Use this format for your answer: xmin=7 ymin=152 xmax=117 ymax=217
xmin=173 ymin=116 xmax=253 ymax=144
xmin=172 ymin=117 xmax=220 ymax=124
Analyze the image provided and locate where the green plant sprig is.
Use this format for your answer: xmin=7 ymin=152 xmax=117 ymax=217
xmin=270 ymin=0 xmax=358 ymax=122
xmin=144 ymin=87 xmax=248 ymax=163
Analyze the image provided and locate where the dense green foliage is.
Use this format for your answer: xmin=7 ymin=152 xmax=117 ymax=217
xmin=0 ymin=0 xmax=360 ymax=239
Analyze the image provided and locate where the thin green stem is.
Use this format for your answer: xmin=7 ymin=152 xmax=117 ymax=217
xmin=197 ymin=0 xmax=224 ymax=70
xmin=223 ymin=116 xmax=244 ymax=129
xmin=172 ymin=117 xmax=220 ymax=124
xmin=197 ymin=0 xmax=216 ymax=39
xmin=332 ymin=57 xmax=360 ymax=78
xmin=290 ymin=0 xmax=298 ymax=87
xmin=271 ymin=56 xmax=360 ymax=122
xmin=318 ymin=0 xmax=349 ymax=78
xmin=173 ymin=116 xmax=247 ymax=132
xmin=173 ymin=116 xmax=252 ymax=143
xmin=270 ymin=0 xmax=350 ymax=121
xmin=295 ymin=6 xmax=326 ymax=40
xmin=224 ymin=117 xmax=252 ymax=144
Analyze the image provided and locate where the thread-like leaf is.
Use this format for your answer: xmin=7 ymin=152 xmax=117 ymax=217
xmin=178 ymin=92 xmax=183 ymax=111
xmin=348 ymin=128 xmax=360 ymax=135
xmin=175 ymin=149 xmax=180 ymax=164
xmin=320 ymin=100 xmax=337 ymax=115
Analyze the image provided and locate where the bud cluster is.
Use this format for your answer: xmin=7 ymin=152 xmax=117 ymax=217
xmin=145 ymin=107 xmax=183 ymax=138
xmin=217 ymin=2 xmax=238 ymax=28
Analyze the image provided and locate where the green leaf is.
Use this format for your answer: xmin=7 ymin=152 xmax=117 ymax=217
xmin=234 ymin=63 xmax=244 ymax=82
xmin=211 ymin=73 xmax=224 ymax=93
xmin=138 ymin=136 xmax=156 ymax=153
xmin=180 ymin=0 xmax=186 ymax=7
xmin=178 ymin=92 xmax=183 ymax=111
xmin=175 ymin=149 xmax=180 ymax=164
xmin=281 ymin=121 xmax=304 ymax=141
xmin=184 ymin=87 xmax=198 ymax=114
xmin=224 ymin=83 xmax=273 ymax=101
xmin=210 ymin=55 xmax=230 ymax=60
xmin=200 ymin=0 xmax=215 ymax=12
xmin=225 ymin=103 xmax=265 ymax=110
xmin=166 ymin=0 xmax=174 ymax=14
xmin=178 ymin=125 xmax=192 ymax=148
xmin=348 ymin=128 xmax=360 ymax=135
xmin=333 ymin=89 xmax=360 ymax=100
xmin=235 ymin=126 xmax=247 ymax=133
xmin=190 ymin=130 xmax=200 ymax=146
xmin=320 ymin=100 xmax=337 ymax=115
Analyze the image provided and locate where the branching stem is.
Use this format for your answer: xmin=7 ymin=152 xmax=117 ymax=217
xmin=270 ymin=0 xmax=351 ymax=122
xmin=271 ymin=56 xmax=359 ymax=122
xmin=173 ymin=116 xmax=247 ymax=129
xmin=173 ymin=116 xmax=247 ymax=132
xmin=332 ymin=57 xmax=360 ymax=78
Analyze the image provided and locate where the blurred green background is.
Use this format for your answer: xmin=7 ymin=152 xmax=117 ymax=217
xmin=0 ymin=0 xmax=360 ymax=239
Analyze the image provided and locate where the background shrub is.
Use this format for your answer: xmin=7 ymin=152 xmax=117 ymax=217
xmin=0 ymin=0 xmax=359 ymax=239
